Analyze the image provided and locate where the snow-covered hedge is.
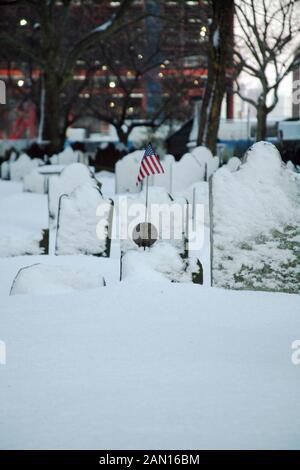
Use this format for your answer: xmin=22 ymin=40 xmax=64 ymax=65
xmin=212 ymin=141 xmax=300 ymax=293
xmin=55 ymin=184 xmax=113 ymax=257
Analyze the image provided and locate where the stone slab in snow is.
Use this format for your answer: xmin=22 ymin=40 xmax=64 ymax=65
xmin=10 ymin=263 xmax=105 ymax=296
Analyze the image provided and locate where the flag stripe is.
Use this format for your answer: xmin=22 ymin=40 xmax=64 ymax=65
xmin=156 ymin=155 xmax=164 ymax=173
xmin=141 ymin=160 xmax=150 ymax=176
xmin=136 ymin=143 xmax=164 ymax=185
xmin=150 ymin=155 xmax=160 ymax=173
xmin=144 ymin=157 xmax=155 ymax=174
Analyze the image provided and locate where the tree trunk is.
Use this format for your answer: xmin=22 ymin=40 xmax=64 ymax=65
xmin=42 ymin=71 xmax=63 ymax=154
xmin=197 ymin=0 xmax=234 ymax=154
xmin=256 ymin=102 xmax=268 ymax=141
xmin=116 ymin=126 xmax=130 ymax=149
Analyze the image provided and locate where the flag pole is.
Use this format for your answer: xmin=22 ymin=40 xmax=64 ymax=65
xmin=145 ymin=174 xmax=149 ymax=223
xmin=144 ymin=175 xmax=149 ymax=251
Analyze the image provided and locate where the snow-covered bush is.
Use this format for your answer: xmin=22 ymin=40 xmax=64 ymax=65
xmin=10 ymin=154 xmax=43 ymax=181
xmin=55 ymin=183 xmax=113 ymax=257
xmin=48 ymin=163 xmax=98 ymax=222
xmin=10 ymin=263 xmax=105 ymax=295
xmin=23 ymin=168 xmax=45 ymax=193
xmin=213 ymin=141 xmax=300 ymax=293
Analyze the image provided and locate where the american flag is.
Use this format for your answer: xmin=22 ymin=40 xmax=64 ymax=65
xmin=136 ymin=143 xmax=164 ymax=185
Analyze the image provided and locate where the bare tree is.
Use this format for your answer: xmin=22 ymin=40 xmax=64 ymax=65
xmin=197 ymin=0 xmax=234 ymax=153
xmin=83 ymin=23 xmax=194 ymax=148
xmin=235 ymin=0 xmax=300 ymax=141
xmin=0 ymin=0 xmax=136 ymax=153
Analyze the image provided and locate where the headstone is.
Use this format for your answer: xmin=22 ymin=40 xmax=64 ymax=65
xmin=10 ymin=154 xmax=43 ymax=181
xmin=226 ymin=156 xmax=241 ymax=173
xmin=171 ymin=153 xmax=205 ymax=192
xmin=115 ymin=150 xmax=143 ymax=193
xmin=48 ymin=163 xmax=98 ymax=223
xmin=1 ymin=161 xmax=10 ymax=180
xmin=23 ymin=168 xmax=46 ymax=193
xmin=55 ymin=184 xmax=113 ymax=257
xmin=10 ymin=263 xmax=105 ymax=296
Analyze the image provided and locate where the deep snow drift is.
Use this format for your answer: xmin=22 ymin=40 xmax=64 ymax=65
xmin=213 ymin=142 xmax=300 ymax=293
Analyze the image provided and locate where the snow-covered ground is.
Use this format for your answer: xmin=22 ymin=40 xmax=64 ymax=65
xmin=1 ymin=284 xmax=300 ymax=449
xmin=0 ymin=150 xmax=300 ymax=450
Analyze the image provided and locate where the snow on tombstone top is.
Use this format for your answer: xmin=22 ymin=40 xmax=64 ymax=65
xmin=213 ymin=141 xmax=299 ymax=251
xmin=242 ymin=141 xmax=282 ymax=180
xmin=55 ymin=183 xmax=112 ymax=257
xmin=191 ymin=146 xmax=219 ymax=179
xmin=191 ymin=146 xmax=213 ymax=164
xmin=171 ymin=152 xmax=205 ymax=192
xmin=57 ymin=146 xmax=80 ymax=165
xmin=23 ymin=168 xmax=45 ymax=193
xmin=10 ymin=263 xmax=105 ymax=296
xmin=226 ymin=156 xmax=241 ymax=173
xmin=163 ymin=154 xmax=176 ymax=164
xmin=48 ymin=163 xmax=97 ymax=221
xmin=212 ymin=142 xmax=300 ymax=293
xmin=115 ymin=150 xmax=144 ymax=193
xmin=10 ymin=153 xmax=43 ymax=181
xmin=151 ymin=154 xmax=174 ymax=192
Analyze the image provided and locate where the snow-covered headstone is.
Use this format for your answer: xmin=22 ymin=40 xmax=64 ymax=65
xmin=48 ymin=163 xmax=99 ymax=223
xmin=1 ymin=161 xmax=10 ymax=180
xmin=57 ymin=146 xmax=79 ymax=165
xmin=23 ymin=168 xmax=46 ymax=193
xmin=115 ymin=150 xmax=143 ymax=193
xmin=171 ymin=153 xmax=205 ymax=192
xmin=226 ymin=156 xmax=241 ymax=173
xmin=191 ymin=146 xmax=219 ymax=180
xmin=212 ymin=141 xmax=300 ymax=293
xmin=55 ymin=184 xmax=113 ymax=257
xmin=10 ymin=154 xmax=43 ymax=181
xmin=120 ymin=187 xmax=189 ymax=256
xmin=10 ymin=263 xmax=105 ymax=296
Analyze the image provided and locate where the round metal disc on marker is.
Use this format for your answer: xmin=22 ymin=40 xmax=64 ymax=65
xmin=132 ymin=222 xmax=158 ymax=248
